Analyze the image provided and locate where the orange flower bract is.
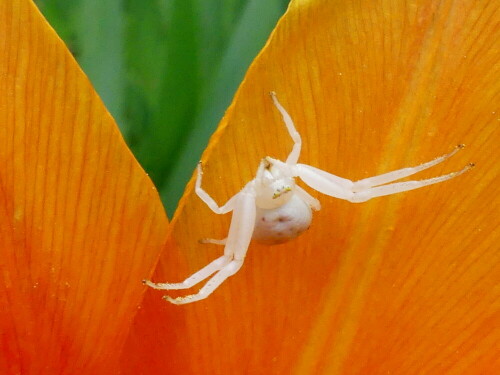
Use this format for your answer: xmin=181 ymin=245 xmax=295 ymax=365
xmin=1 ymin=0 xmax=499 ymax=374
xmin=0 ymin=0 xmax=167 ymax=373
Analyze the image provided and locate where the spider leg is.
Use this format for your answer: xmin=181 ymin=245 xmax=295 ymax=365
xmin=199 ymin=238 xmax=227 ymax=245
xmin=143 ymin=255 xmax=231 ymax=290
xmin=196 ymin=162 xmax=237 ymax=214
xmin=221 ymin=191 xmax=257 ymax=259
xmin=352 ymin=145 xmax=465 ymax=191
xmin=296 ymin=161 xmax=473 ymax=203
xmin=164 ymin=260 xmax=244 ymax=305
xmin=270 ymin=92 xmax=302 ymax=165
xmin=296 ymin=163 xmax=355 ymax=200
xmin=295 ymin=185 xmax=321 ymax=211
xmin=163 ymin=191 xmax=257 ymax=304
xmin=350 ymin=163 xmax=474 ymax=201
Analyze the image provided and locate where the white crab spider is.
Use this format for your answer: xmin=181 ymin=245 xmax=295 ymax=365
xmin=144 ymin=92 xmax=473 ymax=305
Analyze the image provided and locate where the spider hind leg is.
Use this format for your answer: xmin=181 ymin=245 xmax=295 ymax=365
xmin=143 ymin=255 xmax=230 ymax=291
xmin=164 ymin=260 xmax=244 ymax=305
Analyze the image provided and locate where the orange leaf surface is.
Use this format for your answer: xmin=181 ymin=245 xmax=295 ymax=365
xmin=123 ymin=0 xmax=499 ymax=374
xmin=0 ymin=1 xmax=168 ymax=374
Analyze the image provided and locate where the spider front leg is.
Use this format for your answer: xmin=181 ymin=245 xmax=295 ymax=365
xmin=295 ymin=145 xmax=473 ymax=203
xmin=270 ymin=92 xmax=302 ymax=165
xmin=351 ymin=144 xmax=467 ymax=191
xmin=162 ymin=190 xmax=257 ymax=305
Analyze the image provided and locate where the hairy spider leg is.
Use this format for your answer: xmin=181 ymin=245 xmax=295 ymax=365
xmin=195 ymin=162 xmax=237 ymax=214
xmin=294 ymin=146 xmax=472 ymax=203
xmin=142 ymin=162 xmax=237 ymax=291
xmin=199 ymin=238 xmax=227 ymax=245
xmin=351 ymin=163 xmax=473 ymax=202
xmin=351 ymin=145 xmax=466 ymax=191
xmin=143 ymin=255 xmax=231 ymax=291
xmin=164 ymin=260 xmax=244 ymax=304
xmin=295 ymin=185 xmax=321 ymax=211
xmin=149 ymin=164 xmax=257 ymax=304
xmin=270 ymin=91 xmax=302 ymax=165
xmin=195 ymin=161 xmax=243 ymax=245
xmin=165 ymin=191 xmax=256 ymax=304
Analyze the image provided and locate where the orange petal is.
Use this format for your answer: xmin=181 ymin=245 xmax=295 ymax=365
xmin=0 ymin=1 xmax=167 ymax=373
xmin=122 ymin=0 xmax=499 ymax=374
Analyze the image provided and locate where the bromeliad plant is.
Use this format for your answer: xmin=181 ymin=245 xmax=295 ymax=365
xmin=1 ymin=0 xmax=499 ymax=374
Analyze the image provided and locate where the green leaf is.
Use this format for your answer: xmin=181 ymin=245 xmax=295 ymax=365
xmin=76 ymin=0 xmax=126 ymax=135
xmin=132 ymin=0 xmax=200 ymax=196
xmin=161 ymin=0 xmax=286 ymax=215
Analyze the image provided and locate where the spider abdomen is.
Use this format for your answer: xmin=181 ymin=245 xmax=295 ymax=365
xmin=253 ymin=193 xmax=312 ymax=245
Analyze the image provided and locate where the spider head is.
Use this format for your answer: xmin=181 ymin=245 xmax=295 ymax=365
xmin=254 ymin=157 xmax=295 ymax=209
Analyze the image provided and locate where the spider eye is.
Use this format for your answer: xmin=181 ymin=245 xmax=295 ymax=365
xmin=272 ymin=186 xmax=292 ymax=199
